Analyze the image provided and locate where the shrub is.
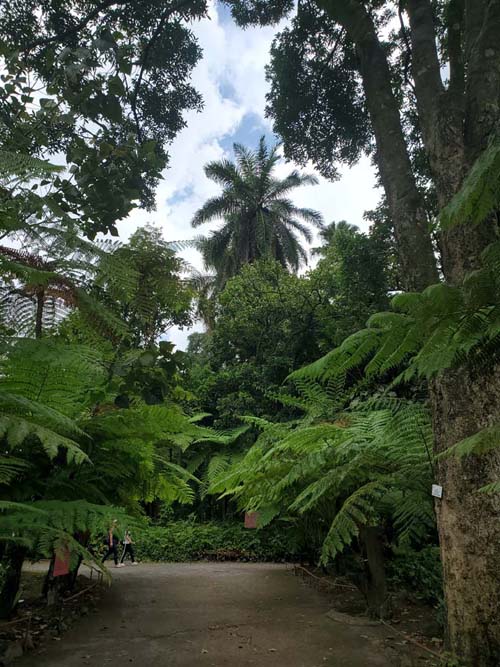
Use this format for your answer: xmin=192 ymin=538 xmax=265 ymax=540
xmin=387 ymin=546 xmax=443 ymax=605
xmin=133 ymin=520 xmax=300 ymax=562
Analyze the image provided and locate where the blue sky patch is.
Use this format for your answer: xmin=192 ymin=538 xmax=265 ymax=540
xmin=220 ymin=111 xmax=276 ymax=155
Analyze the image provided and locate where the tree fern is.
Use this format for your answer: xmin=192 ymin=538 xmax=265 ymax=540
xmin=0 ymin=339 xmax=106 ymax=418
xmin=0 ymin=151 xmax=63 ymax=178
xmin=290 ymin=239 xmax=500 ymax=394
xmin=320 ymin=482 xmax=387 ymax=564
xmin=0 ymin=455 xmax=28 ymax=484
xmin=209 ymin=390 xmax=435 ymax=566
xmin=440 ymin=424 xmax=500 ymax=459
xmin=439 ymin=139 xmax=500 ymax=229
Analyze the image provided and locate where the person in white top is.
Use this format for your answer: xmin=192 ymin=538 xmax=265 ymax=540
xmin=120 ymin=529 xmax=139 ymax=565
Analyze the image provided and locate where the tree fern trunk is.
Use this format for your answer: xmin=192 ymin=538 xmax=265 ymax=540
xmin=0 ymin=545 xmax=25 ymax=619
xmin=430 ymin=366 xmax=500 ymax=664
xmin=43 ymin=555 xmax=74 ymax=606
xmin=34 ymin=288 xmax=44 ymax=339
xmin=359 ymin=525 xmax=390 ymax=620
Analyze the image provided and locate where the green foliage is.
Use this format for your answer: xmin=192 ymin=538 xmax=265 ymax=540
xmin=265 ymin=3 xmax=370 ymax=179
xmin=0 ymin=500 xmax=132 ymax=565
xmin=291 ymin=239 xmax=500 ymax=394
xmin=187 ymin=238 xmax=390 ymax=427
xmin=84 ymin=402 xmax=215 ymax=507
xmin=440 ymin=424 xmax=500 ymax=461
xmin=187 ymin=260 xmax=326 ymax=425
xmin=309 ymin=223 xmax=390 ymax=347
xmin=0 ymin=338 xmax=106 ymax=417
xmin=0 ymin=330 xmax=218 ymax=612
xmin=320 ymin=482 xmax=387 ymax=563
xmin=222 ymin=1 xmax=294 ymax=27
xmin=440 ymin=140 xmax=500 ymax=229
xmin=110 ymin=226 xmax=193 ymax=346
xmin=134 ymin=520 xmax=300 ymax=563
xmin=0 ymin=151 xmax=63 ymax=178
xmin=209 ymin=389 xmax=435 ymax=567
xmin=388 ymin=546 xmax=443 ymax=606
xmin=0 ymin=1 xmax=206 ymax=235
xmin=0 ymin=225 xmax=133 ymax=340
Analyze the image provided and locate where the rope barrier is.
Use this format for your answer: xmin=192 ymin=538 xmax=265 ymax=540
xmin=290 ymin=562 xmax=444 ymax=662
xmin=293 ymin=564 xmax=357 ymax=590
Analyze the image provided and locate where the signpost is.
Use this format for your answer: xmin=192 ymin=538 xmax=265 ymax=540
xmin=53 ymin=546 xmax=70 ymax=577
xmin=244 ymin=512 xmax=259 ymax=529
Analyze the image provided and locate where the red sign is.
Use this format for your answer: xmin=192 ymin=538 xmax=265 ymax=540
xmin=53 ymin=546 xmax=70 ymax=577
xmin=244 ymin=512 xmax=259 ymax=529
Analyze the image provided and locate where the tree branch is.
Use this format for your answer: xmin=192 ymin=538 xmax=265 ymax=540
xmin=406 ymin=0 xmax=467 ymax=216
xmin=317 ymin=0 xmax=438 ymax=290
xmin=447 ymin=0 xmax=465 ymax=107
xmin=130 ymin=0 xmax=195 ymax=142
xmin=22 ymin=0 xmax=127 ymax=51
xmin=464 ymin=0 xmax=486 ymax=63
xmin=464 ymin=0 xmax=500 ymax=160
xmin=406 ymin=0 xmax=444 ymax=139
xmin=397 ymin=0 xmax=415 ymax=93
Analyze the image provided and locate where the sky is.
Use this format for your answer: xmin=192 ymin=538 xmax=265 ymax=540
xmin=119 ymin=1 xmax=382 ymax=349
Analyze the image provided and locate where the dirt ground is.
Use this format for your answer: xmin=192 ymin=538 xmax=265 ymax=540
xmin=16 ymin=562 xmax=437 ymax=667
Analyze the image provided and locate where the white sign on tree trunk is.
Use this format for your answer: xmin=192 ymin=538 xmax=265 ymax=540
xmin=431 ymin=484 xmax=443 ymax=499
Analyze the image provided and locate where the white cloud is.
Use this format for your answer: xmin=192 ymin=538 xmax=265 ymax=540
xmin=118 ymin=1 xmax=380 ymax=349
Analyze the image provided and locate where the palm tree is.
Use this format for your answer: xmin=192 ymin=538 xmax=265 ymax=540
xmin=192 ymin=137 xmax=323 ymax=287
xmin=312 ymin=220 xmax=360 ymax=255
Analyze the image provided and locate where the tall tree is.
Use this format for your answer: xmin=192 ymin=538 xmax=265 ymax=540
xmin=221 ymin=1 xmax=500 ymax=663
xmin=111 ymin=226 xmax=193 ymax=347
xmin=192 ymin=137 xmax=323 ymax=286
xmin=0 ymin=1 xmax=206 ymax=237
xmin=258 ymin=0 xmax=438 ymax=290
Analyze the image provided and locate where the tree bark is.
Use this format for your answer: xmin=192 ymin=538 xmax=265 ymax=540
xmin=34 ymin=288 xmax=44 ymax=339
xmin=318 ymin=0 xmax=438 ymax=291
xmin=406 ymin=0 xmax=498 ymax=285
xmin=404 ymin=3 xmax=500 ymax=663
xmin=358 ymin=525 xmax=390 ymax=619
xmin=0 ymin=545 xmax=25 ymax=619
xmin=430 ymin=366 xmax=500 ymax=664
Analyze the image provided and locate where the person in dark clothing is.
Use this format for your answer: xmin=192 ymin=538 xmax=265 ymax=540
xmin=102 ymin=520 xmax=124 ymax=568
xmin=120 ymin=530 xmax=138 ymax=565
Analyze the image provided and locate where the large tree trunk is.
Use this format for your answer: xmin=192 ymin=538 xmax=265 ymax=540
xmin=405 ymin=2 xmax=500 ymax=662
xmin=431 ymin=366 xmax=500 ymax=664
xmin=318 ymin=0 xmax=438 ymax=292
xmin=315 ymin=0 xmax=500 ymax=660
xmin=406 ymin=0 xmax=498 ymax=285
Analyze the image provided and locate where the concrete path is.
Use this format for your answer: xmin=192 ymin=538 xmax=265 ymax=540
xmin=18 ymin=562 xmax=411 ymax=667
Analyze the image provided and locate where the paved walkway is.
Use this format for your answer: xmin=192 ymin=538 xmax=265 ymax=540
xmin=18 ymin=563 xmax=414 ymax=666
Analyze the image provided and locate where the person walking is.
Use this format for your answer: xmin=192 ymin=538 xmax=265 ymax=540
xmin=102 ymin=520 xmax=124 ymax=568
xmin=120 ymin=529 xmax=139 ymax=565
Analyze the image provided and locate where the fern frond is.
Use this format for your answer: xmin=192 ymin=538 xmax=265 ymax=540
xmin=0 ymin=455 xmax=30 ymax=484
xmin=439 ymin=424 xmax=500 ymax=459
xmin=0 ymin=151 xmax=63 ymax=178
xmin=0 ymin=414 xmax=89 ymax=463
xmin=440 ymin=139 xmax=500 ymax=229
xmin=320 ymin=482 xmax=387 ymax=564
